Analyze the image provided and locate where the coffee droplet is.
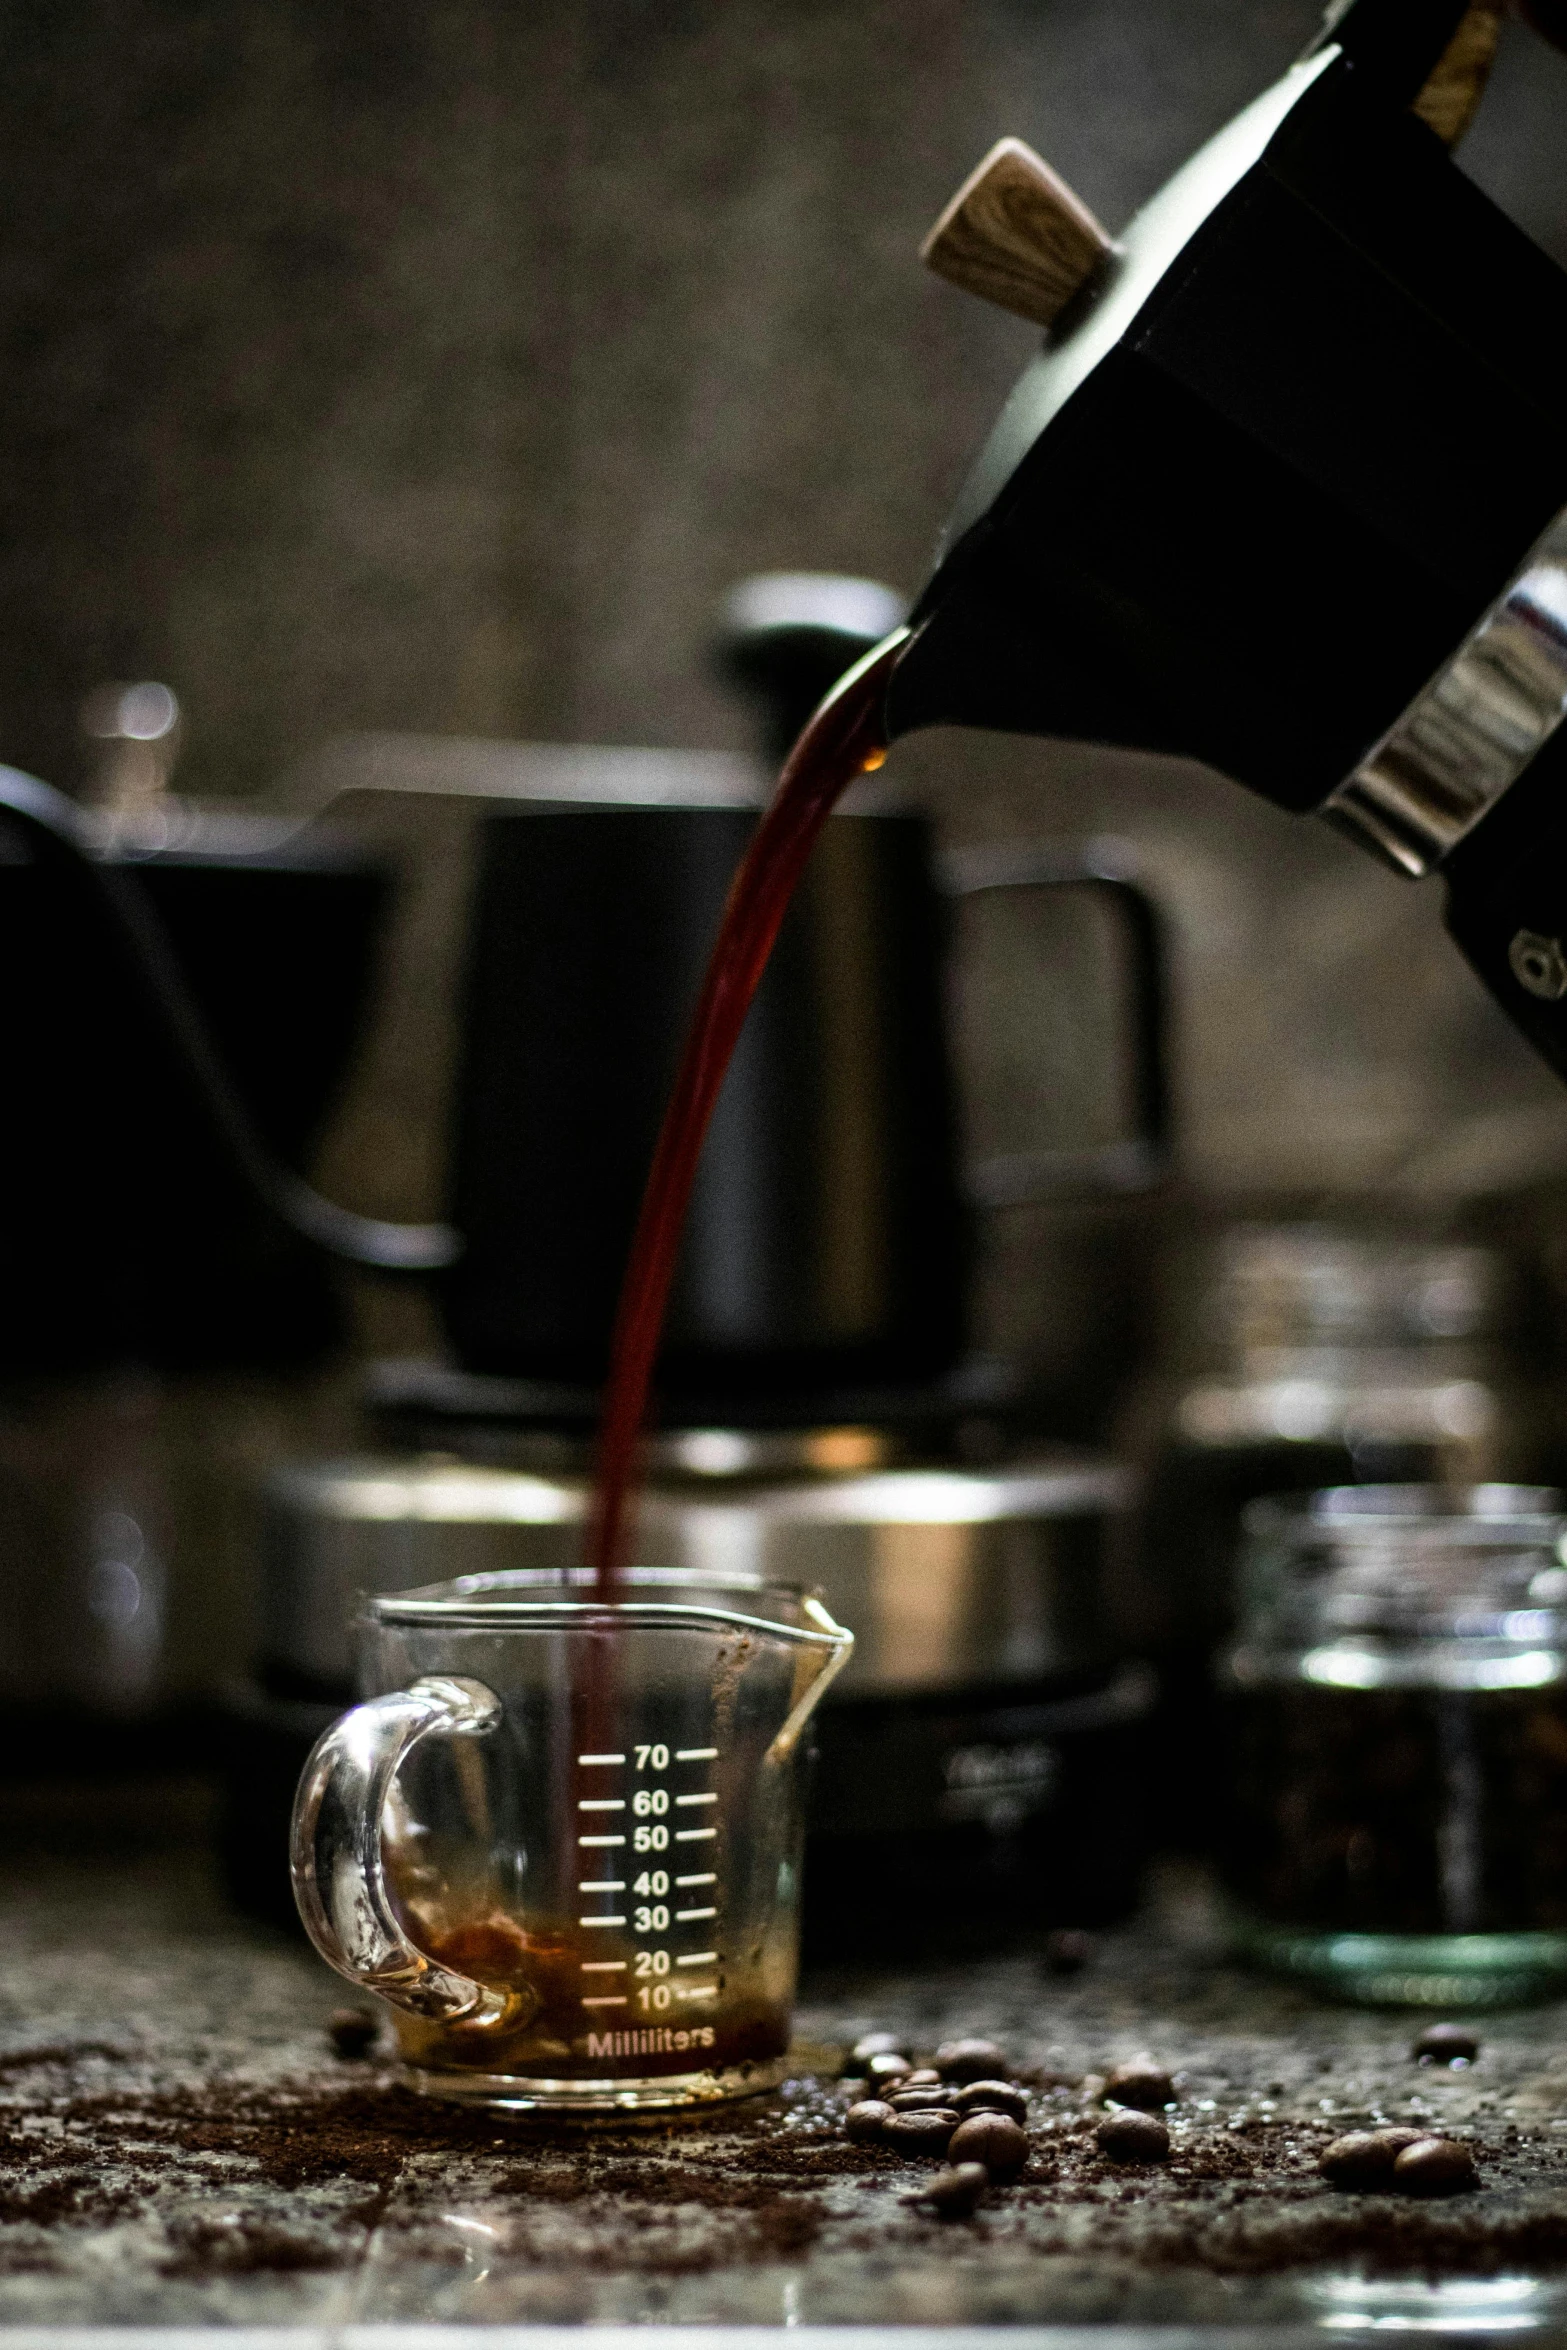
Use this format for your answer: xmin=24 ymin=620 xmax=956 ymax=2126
xmin=1044 ymin=1929 xmax=1094 ymax=1976
xmin=883 ymin=2109 xmax=958 ymax=2156
xmin=935 ymin=2037 xmax=1009 ymax=2082
xmin=949 ymin=2111 xmax=1029 ymax=2179
xmin=1103 ymin=2059 xmax=1174 ymax=2111
xmin=1096 ymin=2109 xmax=1170 ymax=2163
xmin=912 ymin=2162 xmax=988 ymax=2218
xmin=327 ymin=2007 xmax=378 ymax=2059
xmin=845 ymin=2099 xmax=896 ymax=2145
xmin=1393 ymin=2137 xmax=1478 ymax=2196
xmin=1414 ymin=2023 xmax=1480 ymax=2066
xmin=1319 ymin=2129 xmax=1425 ymax=2189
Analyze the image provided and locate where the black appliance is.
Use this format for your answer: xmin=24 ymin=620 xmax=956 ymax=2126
xmin=880 ymin=0 xmax=1567 ymax=1091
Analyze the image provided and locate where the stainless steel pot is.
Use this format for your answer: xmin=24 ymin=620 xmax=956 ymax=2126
xmin=242 ymin=1437 xmax=1148 ymax=1955
xmin=260 ymin=1442 xmax=1129 ymax=1698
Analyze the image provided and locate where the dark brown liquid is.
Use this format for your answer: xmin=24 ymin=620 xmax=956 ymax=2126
xmin=391 ymin=1903 xmax=792 ymax=2083
xmin=1225 ymin=1680 xmax=1567 ymax=1933
xmin=586 ymin=628 xmax=908 ymax=1588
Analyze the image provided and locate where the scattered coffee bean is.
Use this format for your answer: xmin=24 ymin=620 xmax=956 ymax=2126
xmin=326 ymin=2007 xmax=378 ymax=2059
xmin=901 ymin=2069 xmax=944 ymax=2088
xmin=911 ymin=2162 xmax=988 ymax=2218
xmin=954 ymin=2080 xmax=1028 ymax=2123
xmin=865 ymin=2052 xmax=914 ymax=2087
xmin=849 ymin=2032 xmax=908 ymax=2070
xmin=882 ymin=2109 xmax=958 ymax=2155
xmin=889 ymin=2089 xmax=961 ymax=2113
xmin=1319 ymin=2129 xmax=1425 ymax=2189
xmin=1393 ymin=2136 xmax=1478 ymax=2196
xmin=1045 ymin=1929 xmax=1094 ymax=1976
xmin=1096 ymin=2109 xmax=1170 ymax=2163
xmin=845 ymin=2099 xmax=896 ymax=2145
xmin=949 ymin=2111 xmax=1029 ymax=2179
xmin=1103 ymin=2060 xmax=1174 ymax=2111
xmin=935 ymin=2037 xmax=1008 ymax=2083
xmin=1414 ymin=2023 xmax=1480 ymax=2067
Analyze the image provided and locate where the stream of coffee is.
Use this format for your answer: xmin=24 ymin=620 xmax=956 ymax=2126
xmin=586 ymin=625 xmax=911 ymax=1588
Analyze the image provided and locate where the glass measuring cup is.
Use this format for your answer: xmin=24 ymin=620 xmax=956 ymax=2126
xmin=290 ymin=1566 xmax=852 ymax=2110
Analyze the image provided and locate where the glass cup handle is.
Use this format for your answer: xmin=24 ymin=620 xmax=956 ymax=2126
xmin=289 ymin=1673 xmax=509 ymax=2026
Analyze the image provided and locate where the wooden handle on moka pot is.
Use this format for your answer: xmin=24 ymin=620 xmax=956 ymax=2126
xmin=1411 ymin=1 xmax=1503 ymax=142
xmin=919 ymin=2 xmax=1502 ymax=325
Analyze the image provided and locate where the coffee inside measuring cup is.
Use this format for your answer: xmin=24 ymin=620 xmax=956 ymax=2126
xmin=372 ymin=1573 xmax=829 ymax=2090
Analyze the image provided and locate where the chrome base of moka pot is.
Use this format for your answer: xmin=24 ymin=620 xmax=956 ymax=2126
xmin=1324 ymin=500 xmax=1567 ymax=879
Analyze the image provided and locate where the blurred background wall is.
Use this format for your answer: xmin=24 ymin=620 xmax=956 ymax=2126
xmin=4 ymin=0 xmax=1567 ymax=1367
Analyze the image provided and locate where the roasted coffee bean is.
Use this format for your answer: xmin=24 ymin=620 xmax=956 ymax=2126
xmin=851 ymin=2031 xmax=909 ymax=2067
xmin=901 ymin=2068 xmax=944 ymax=2088
xmin=1393 ymin=2136 xmax=1478 ymax=2195
xmin=882 ymin=2109 xmax=958 ymax=2155
xmin=911 ymin=2162 xmax=989 ymax=2218
xmin=865 ymin=2052 xmax=914 ymax=2087
xmin=935 ymin=2037 xmax=1008 ymax=2083
xmin=954 ymin=2080 xmax=1028 ymax=2123
xmin=889 ymin=2089 xmax=962 ymax=2113
xmin=1103 ymin=2060 xmax=1174 ymax=2111
xmin=845 ymin=2099 xmax=896 ymax=2145
xmin=1096 ymin=2108 xmax=1170 ymax=2163
xmin=327 ymin=2007 xmax=378 ymax=2059
xmin=1318 ymin=2129 xmax=1425 ymax=2189
xmin=949 ymin=2111 xmax=1029 ymax=2179
xmin=1045 ymin=1929 xmax=1094 ymax=1976
xmin=1414 ymin=2023 xmax=1480 ymax=2066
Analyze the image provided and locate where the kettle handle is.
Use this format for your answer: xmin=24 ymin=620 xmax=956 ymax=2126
xmin=940 ymin=838 xmax=1170 ymax=1207
xmin=0 ymin=765 xmax=459 ymax=1272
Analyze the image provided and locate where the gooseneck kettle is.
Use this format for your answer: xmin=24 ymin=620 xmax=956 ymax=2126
xmin=882 ymin=0 xmax=1567 ymax=1084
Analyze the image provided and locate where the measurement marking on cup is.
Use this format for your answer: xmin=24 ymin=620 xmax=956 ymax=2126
xmin=675 ymin=1827 xmax=717 ymax=1842
xmin=581 ymin=1996 xmax=627 ymax=2009
xmin=674 ymin=1793 xmax=717 ymax=1807
xmin=580 ymin=1961 xmax=627 ymax=1972
xmin=578 ymin=1834 xmax=626 ymax=1848
xmin=677 ymin=1950 xmax=718 ymax=1966
xmin=579 ymin=1915 xmax=626 ymax=1928
xmin=675 ymin=1872 xmax=716 ymax=1887
xmin=676 ymin=1747 xmax=718 ymax=1761
xmin=676 ymin=1906 xmax=717 ymax=1922
xmin=578 ymin=1753 xmax=626 ymax=1766
xmin=578 ymin=1799 xmax=626 ymax=1812
xmin=677 ymin=1985 xmax=718 ymax=2002
xmin=578 ymin=1880 xmax=625 ymax=1892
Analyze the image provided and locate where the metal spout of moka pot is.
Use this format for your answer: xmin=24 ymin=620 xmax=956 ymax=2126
xmin=881 ymin=0 xmax=1567 ymax=1085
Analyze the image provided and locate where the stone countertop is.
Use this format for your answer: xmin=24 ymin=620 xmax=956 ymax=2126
xmin=8 ymin=1801 xmax=1567 ymax=2333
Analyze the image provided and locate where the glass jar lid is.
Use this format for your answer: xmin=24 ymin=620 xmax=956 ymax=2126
xmin=1229 ymin=1483 xmax=1567 ymax=1689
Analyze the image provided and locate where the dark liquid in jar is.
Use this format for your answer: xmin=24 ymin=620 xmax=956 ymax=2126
xmin=1224 ymin=1680 xmax=1567 ymax=1934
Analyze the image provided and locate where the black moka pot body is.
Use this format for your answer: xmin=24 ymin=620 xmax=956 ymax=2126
xmin=884 ymin=0 xmax=1567 ymax=1080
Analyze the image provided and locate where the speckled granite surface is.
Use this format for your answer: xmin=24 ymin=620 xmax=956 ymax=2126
xmin=9 ymin=1826 xmax=1567 ymax=2331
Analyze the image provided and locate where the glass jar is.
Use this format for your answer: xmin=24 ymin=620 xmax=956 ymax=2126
xmin=1221 ymin=1483 xmax=1567 ymax=2006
